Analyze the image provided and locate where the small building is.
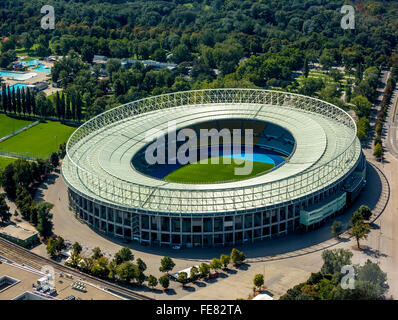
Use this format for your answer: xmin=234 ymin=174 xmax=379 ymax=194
xmin=0 ymin=225 xmax=39 ymax=248
xmin=32 ymin=81 xmax=48 ymax=92
xmin=121 ymin=59 xmax=177 ymax=70
xmin=93 ymin=55 xmax=107 ymax=64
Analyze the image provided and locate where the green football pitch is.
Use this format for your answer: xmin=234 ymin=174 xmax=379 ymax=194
xmin=163 ymin=157 xmax=274 ymax=184
xmin=0 ymin=156 xmax=16 ymax=171
xmin=0 ymin=114 xmax=33 ymax=138
xmin=0 ymin=121 xmax=76 ymax=159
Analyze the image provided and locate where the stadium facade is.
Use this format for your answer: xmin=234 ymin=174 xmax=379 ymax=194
xmin=62 ymin=89 xmax=366 ymax=248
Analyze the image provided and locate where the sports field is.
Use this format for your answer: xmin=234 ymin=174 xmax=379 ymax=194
xmin=0 ymin=121 xmax=76 ymax=159
xmin=0 ymin=114 xmax=32 ymax=138
xmin=163 ymin=156 xmax=274 ymax=184
xmin=0 ymin=156 xmax=16 ymax=171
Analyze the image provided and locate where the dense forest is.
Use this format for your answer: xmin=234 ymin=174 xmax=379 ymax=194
xmin=0 ymin=0 xmax=397 ymax=120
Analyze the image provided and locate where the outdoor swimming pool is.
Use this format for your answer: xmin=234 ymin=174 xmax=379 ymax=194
xmin=21 ymin=59 xmax=40 ymax=66
xmin=0 ymin=83 xmax=29 ymax=93
xmin=32 ymin=64 xmax=51 ymax=73
xmin=0 ymin=70 xmax=37 ymax=80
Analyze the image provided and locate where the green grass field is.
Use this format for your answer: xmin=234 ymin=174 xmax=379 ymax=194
xmin=0 ymin=156 xmax=16 ymax=171
xmin=163 ymin=157 xmax=274 ymax=184
xmin=0 ymin=121 xmax=76 ymax=159
xmin=0 ymin=114 xmax=33 ymax=138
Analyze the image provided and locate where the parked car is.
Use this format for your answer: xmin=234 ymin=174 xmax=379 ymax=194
xmin=209 ymin=272 xmax=219 ymax=279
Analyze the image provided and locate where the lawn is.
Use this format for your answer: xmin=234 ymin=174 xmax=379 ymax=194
xmin=0 ymin=114 xmax=33 ymax=138
xmin=0 ymin=121 xmax=76 ymax=159
xmin=163 ymin=157 xmax=274 ymax=184
xmin=0 ymin=156 xmax=16 ymax=171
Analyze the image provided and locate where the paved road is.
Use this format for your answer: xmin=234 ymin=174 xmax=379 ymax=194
xmin=384 ymin=78 xmax=398 ymax=159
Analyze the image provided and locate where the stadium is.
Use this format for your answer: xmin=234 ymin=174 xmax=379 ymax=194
xmin=62 ymin=89 xmax=366 ymax=248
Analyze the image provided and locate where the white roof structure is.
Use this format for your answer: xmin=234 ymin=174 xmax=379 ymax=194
xmin=171 ymin=266 xmax=199 ymax=279
xmin=252 ymin=293 xmax=273 ymax=300
xmin=62 ymin=89 xmax=361 ymax=215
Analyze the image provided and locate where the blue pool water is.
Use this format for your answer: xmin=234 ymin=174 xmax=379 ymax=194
xmin=0 ymin=71 xmax=36 ymax=80
xmin=0 ymin=83 xmax=28 ymax=93
xmin=223 ymin=152 xmax=285 ymax=166
xmin=11 ymin=83 xmax=28 ymax=91
xmin=21 ymin=59 xmax=40 ymax=66
xmin=32 ymin=64 xmax=51 ymax=73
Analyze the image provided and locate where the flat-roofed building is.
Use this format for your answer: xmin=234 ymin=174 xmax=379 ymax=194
xmin=0 ymin=259 xmax=124 ymax=300
xmin=0 ymin=225 xmax=39 ymax=248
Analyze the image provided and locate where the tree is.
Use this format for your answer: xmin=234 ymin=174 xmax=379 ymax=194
xmin=50 ymin=152 xmax=59 ymax=168
xmin=230 ymin=248 xmax=246 ymax=266
xmin=16 ymin=88 xmax=21 ymax=114
xmin=1 ymin=84 xmax=8 ymax=113
xmin=13 ymin=159 xmax=32 ymax=189
xmin=79 ymin=257 xmax=94 ymax=274
xmin=199 ymin=262 xmax=210 ymax=278
xmin=253 ymin=274 xmax=264 ymax=291
xmin=321 ymin=249 xmax=353 ymax=276
xmin=220 ymin=254 xmax=230 ymax=270
xmin=116 ymin=261 xmax=135 ymax=283
xmin=303 ymin=57 xmax=309 ymax=78
xmin=356 ymin=259 xmax=388 ymax=299
xmin=72 ymin=241 xmax=82 ymax=255
xmin=55 ymin=91 xmax=61 ymax=118
xmin=148 ymin=275 xmax=158 ymax=289
xmin=358 ymin=205 xmax=372 ymax=221
xmin=46 ymin=236 xmax=65 ymax=258
xmin=66 ymin=251 xmax=82 ymax=269
xmin=171 ymin=44 xmax=190 ymax=64
xmin=134 ymin=265 xmax=145 ymax=285
xmin=46 ymin=238 xmax=57 ymax=258
xmin=209 ymin=258 xmax=222 ymax=272
xmin=91 ymin=256 xmax=110 ymax=279
xmin=350 ymin=211 xmax=364 ymax=227
xmin=319 ymin=49 xmax=336 ymax=70
xmin=357 ymin=117 xmax=370 ymax=141
xmin=55 ymin=236 xmax=66 ymax=253
xmin=177 ymin=271 xmax=188 ymax=287
xmin=1 ymin=163 xmax=16 ymax=198
xmin=190 ymin=266 xmax=199 ymax=281
xmin=159 ymin=256 xmax=175 ymax=274
xmin=351 ymin=221 xmax=370 ymax=249
xmin=351 ymin=95 xmax=372 ymax=118
xmin=330 ymin=69 xmax=343 ymax=83
xmin=159 ymin=275 xmax=170 ymax=291
xmin=299 ymin=78 xmax=324 ymax=97
xmin=0 ymin=194 xmax=11 ymax=224
xmin=374 ymin=143 xmax=383 ymax=159
xmin=136 ymin=258 xmax=147 ymax=272
xmin=36 ymin=202 xmax=54 ymax=238
xmin=92 ymin=247 xmax=103 ymax=260
xmin=114 ymin=247 xmax=133 ymax=265
xmin=331 ymin=221 xmax=343 ymax=238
